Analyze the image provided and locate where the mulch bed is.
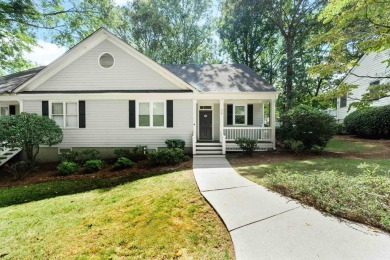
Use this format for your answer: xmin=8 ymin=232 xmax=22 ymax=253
xmin=0 ymin=159 xmax=192 ymax=188
xmin=1 ymin=135 xmax=389 ymax=188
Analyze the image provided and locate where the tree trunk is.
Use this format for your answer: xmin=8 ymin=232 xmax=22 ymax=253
xmin=285 ymin=39 xmax=294 ymax=111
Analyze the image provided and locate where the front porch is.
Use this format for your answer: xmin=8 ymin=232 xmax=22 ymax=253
xmin=192 ymin=98 xmax=276 ymax=155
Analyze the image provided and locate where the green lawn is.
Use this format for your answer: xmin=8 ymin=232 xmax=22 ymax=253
xmin=324 ymin=138 xmax=384 ymax=153
xmin=0 ymin=170 xmax=233 ymax=259
xmin=235 ymin=158 xmax=390 ymax=232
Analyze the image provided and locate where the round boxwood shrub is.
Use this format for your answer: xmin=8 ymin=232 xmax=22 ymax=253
xmin=148 ymin=148 xmax=189 ymax=167
xmin=84 ymin=159 xmax=103 ymax=173
xmin=344 ymin=105 xmax=390 ymax=138
xmin=113 ymin=157 xmax=134 ymax=170
xmin=279 ymin=105 xmax=337 ymax=150
xmin=57 ymin=161 xmax=78 ymax=175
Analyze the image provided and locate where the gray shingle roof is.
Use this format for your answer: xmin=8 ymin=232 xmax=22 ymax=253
xmin=0 ymin=66 xmax=45 ymax=94
xmin=163 ymin=64 xmax=276 ymax=92
xmin=0 ymin=64 xmax=276 ymax=94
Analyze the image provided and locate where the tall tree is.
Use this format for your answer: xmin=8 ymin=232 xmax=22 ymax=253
xmin=259 ymin=0 xmax=326 ymax=111
xmin=219 ymin=0 xmax=280 ymax=84
xmin=311 ymin=0 xmax=390 ymax=109
xmin=124 ymin=0 xmax=214 ymax=64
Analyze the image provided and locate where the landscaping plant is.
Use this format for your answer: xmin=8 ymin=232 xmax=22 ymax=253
xmin=344 ymin=105 xmax=390 ymax=138
xmin=79 ymin=149 xmax=100 ymax=164
xmin=148 ymin=148 xmax=189 ymax=166
xmin=0 ymin=113 xmax=63 ymax=165
xmin=114 ymin=148 xmax=131 ymax=159
xmin=113 ymin=157 xmax=134 ymax=170
xmin=130 ymin=145 xmax=148 ymax=162
xmin=57 ymin=161 xmax=79 ymax=175
xmin=84 ymin=159 xmax=103 ymax=173
xmin=278 ymin=105 xmax=337 ymax=150
xmin=165 ymin=139 xmax=186 ymax=150
xmin=60 ymin=151 xmax=79 ymax=162
xmin=234 ymin=137 xmax=258 ymax=155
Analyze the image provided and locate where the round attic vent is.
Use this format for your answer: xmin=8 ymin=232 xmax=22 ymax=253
xmin=99 ymin=53 xmax=115 ymax=69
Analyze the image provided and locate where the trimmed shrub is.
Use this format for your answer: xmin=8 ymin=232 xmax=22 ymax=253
xmin=114 ymin=148 xmax=131 ymax=159
xmin=57 ymin=161 xmax=78 ymax=175
xmin=84 ymin=159 xmax=103 ymax=173
xmin=148 ymin=148 xmax=189 ymax=167
xmin=60 ymin=151 xmax=79 ymax=163
xmin=79 ymin=149 xmax=100 ymax=164
xmin=130 ymin=145 xmax=148 ymax=162
xmin=344 ymin=105 xmax=390 ymax=138
xmin=113 ymin=157 xmax=134 ymax=170
xmin=284 ymin=139 xmax=304 ymax=154
xmin=165 ymin=139 xmax=186 ymax=150
xmin=8 ymin=161 xmax=37 ymax=179
xmin=278 ymin=105 xmax=337 ymax=150
xmin=234 ymin=138 xmax=258 ymax=155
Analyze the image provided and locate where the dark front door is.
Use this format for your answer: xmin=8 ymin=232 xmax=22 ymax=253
xmin=199 ymin=110 xmax=212 ymax=140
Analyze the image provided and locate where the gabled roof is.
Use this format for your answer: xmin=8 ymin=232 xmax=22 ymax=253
xmin=10 ymin=28 xmax=197 ymax=93
xmin=0 ymin=67 xmax=45 ymax=94
xmin=164 ymin=64 xmax=276 ymax=92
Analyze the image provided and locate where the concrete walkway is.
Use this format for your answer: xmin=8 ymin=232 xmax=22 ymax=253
xmin=193 ymin=157 xmax=390 ymax=260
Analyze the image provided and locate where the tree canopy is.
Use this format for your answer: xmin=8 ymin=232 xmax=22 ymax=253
xmin=311 ymin=0 xmax=390 ymax=110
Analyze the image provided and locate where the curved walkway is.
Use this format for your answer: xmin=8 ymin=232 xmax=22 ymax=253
xmin=193 ymin=157 xmax=390 ymax=260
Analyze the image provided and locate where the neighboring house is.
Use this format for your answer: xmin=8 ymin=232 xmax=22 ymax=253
xmin=0 ymin=28 xmax=277 ymax=162
xmin=336 ymin=49 xmax=390 ymax=122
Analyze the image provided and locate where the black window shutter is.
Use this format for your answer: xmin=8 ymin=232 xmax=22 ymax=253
xmin=167 ymin=100 xmax=173 ymax=128
xmin=79 ymin=101 xmax=86 ymax=128
xmin=129 ymin=100 xmax=136 ymax=128
xmin=9 ymin=105 xmax=16 ymax=115
xmin=42 ymin=101 xmax=49 ymax=116
xmin=247 ymin=104 xmax=253 ymax=125
xmin=227 ymin=104 xmax=233 ymax=125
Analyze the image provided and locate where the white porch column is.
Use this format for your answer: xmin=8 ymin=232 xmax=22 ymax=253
xmin=220 ymin=99 xmax=226 ymax=154
xmin=18 ymin=100 xmax=24 ymax=113
xmin=192 ymin=99 xmax=197 ymax=155
xmin=271 ymin=99 xmax=276 ymax=149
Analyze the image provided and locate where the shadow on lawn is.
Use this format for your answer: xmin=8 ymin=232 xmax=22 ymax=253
xmin=0 ymin=170 xmax=176 ymax=208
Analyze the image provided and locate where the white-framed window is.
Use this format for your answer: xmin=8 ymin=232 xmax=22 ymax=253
xmin=234 ymin=105 xmax=246 ymax=125
xmin=0 ymin=107 xmax=9 ymax=117
xmin=137 ymin=101 xmax=166 ymax=128
xmin=50 ymin=102 xmax=78 ymax=128
xmin=98 ymin=52 xmax=115 ymax=69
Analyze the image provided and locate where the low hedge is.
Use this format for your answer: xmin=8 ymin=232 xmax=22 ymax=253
xmin=344 ymin=105 xmax=390 ymax=138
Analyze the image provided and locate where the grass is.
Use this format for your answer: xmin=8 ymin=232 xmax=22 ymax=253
xmin=324 ymin=138 xmax=384 ymax=153
xmin=0 ymin=170 xmax=233 ymax=259
xmin=234 ymin=156 xmax=390 ymax=232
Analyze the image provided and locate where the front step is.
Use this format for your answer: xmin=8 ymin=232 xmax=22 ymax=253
xmin=0 ymin=147 xmax=22 ymax=167
xmin=195 ymin=142 xmax=224 ymax=156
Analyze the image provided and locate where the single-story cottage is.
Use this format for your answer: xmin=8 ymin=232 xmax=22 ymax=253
xmin=0 ymin=28 xmax=278 ymax=162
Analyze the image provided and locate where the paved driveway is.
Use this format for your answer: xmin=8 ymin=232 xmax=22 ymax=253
xmin=193 ymin=157 xmax=390 ymax=260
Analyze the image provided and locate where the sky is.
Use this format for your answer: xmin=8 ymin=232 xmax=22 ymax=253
xmin=24 ymin=0 xmax=129 ymax=66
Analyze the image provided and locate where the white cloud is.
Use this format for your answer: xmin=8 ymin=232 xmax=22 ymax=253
xmin=24 ymin=40 xmax=67 ymax=66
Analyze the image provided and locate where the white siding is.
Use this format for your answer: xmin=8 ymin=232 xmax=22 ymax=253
xmin=23 ymin=100 xmax=42 ymax=114
xmin=337 ymin=50 xmax=390 ymax=120
xmin=35 ymin=40 xmax=183 ymax=91
xmin=24 ymin=99 xmax=193 ymax=148
xmin=224 ymin=102 xmax=264 ymax=126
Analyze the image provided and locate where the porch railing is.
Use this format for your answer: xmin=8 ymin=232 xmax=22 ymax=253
xmin=223 ymin=127 xmax=272 ymax=141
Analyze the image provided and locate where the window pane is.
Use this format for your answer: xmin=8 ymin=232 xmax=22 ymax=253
xmin=235 ymin=115 xmax=245 ymax=124
xmin=1 ymin=107 xmax=9 ymax=116
xmin=66 ymin=115 xmax=77 ymax=128
xmin=235 ymin=106 xmax=245 ymax=115
xmin=139 ymin=103 xmax=149 ymax=115
xmin=66 ymin=103 xmax=77 ymax=115
xmin=52 ymin=115 xmax=64 ymax=128
xmin=153 ymin=115 xmax=164 ymax=126
xmin=52 ymin=103 xmax=63 ymax=114
xmin=153 ymin=102 xmax=164 ymax=115
xmin=139 ymin=115 xmax=150 ymax=126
